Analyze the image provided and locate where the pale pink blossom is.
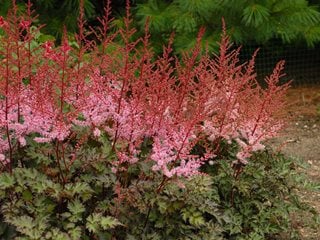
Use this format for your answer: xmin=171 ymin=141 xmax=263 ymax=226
xmin=18 ymin=137 xmax=27 ymax=147
xmin=93 ymin=128 xmax=101 ymax=137
xmin=0 ymin=154 xmax=5 ymax=162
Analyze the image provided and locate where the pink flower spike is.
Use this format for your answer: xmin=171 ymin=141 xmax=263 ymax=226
xmin=0 ymin=16 xmax=7 ymax=27
xmin=42 ymin=41 xmax=60 ymax=61
xmin=61 ymin=40 xmax=71 ymax=54
xmin=19 ymin=20 xmax=31 ymax=29
xmin=43 ymin=41 xmax=54 ymax=56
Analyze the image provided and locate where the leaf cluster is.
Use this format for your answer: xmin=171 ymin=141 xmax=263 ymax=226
xmin=206 ymin=150 xmax=316 ymax=239
xmin=0 ymin=133 xmax=121 ymax=240
xmin=0 ymin=133 xmax=318 ymax=239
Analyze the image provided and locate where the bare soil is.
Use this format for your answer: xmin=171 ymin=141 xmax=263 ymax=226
xmin=267 ymin=86 xmax=320 ymax=239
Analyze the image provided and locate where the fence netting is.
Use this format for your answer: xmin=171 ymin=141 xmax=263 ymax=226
xmin=239 ymin=42 xmax=320 ymax=86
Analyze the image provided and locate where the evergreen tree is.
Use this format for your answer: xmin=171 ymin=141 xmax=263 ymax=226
xmin=1 ymin=0 xmax=319 ymax=52
xmin=134 ymin=0 xmax=320 ymax=53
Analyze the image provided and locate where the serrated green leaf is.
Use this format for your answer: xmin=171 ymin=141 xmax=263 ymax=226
xmin=0 ymin=173 xmax=15 ymax=189
xmin=22 ymin=190 xmax=33 ymax=201
xmin=100 ymin=216 xmax=121 ymax=230
xmin=86 ymin=213 xmax=121 ymax=234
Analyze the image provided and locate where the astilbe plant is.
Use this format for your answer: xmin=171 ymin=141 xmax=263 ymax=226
xmin=0 ymin=1 xmax=289 ymax=179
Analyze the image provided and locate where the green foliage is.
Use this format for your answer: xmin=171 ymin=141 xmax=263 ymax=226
xmin=0 ymin=133 xmax=120 ymax=239
xmin=2 ymin=0 xmax=319 ymax=52
xmin=242 ymin=4 xmax=271 ymax=28
xmin=0 ymin=130 xmax=318 ymax=239
xmin=0 ymin=0 xmax=97 ymax=39
xmin=202 ymin=149 xmax=319 ymax=239
xmin=134 ymin=0 xmax=320 ymax=53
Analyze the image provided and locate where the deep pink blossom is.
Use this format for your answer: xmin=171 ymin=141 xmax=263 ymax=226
xmin=61 ymin=40 xmax=71 ymax=54
xmin=0 ymin=16 xmax=7 ymax=27
xmin=19 ymin=20 xmax=31 ymax=29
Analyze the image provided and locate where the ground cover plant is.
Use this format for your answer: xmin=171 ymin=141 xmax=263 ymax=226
xmin=0 ymin=0 xmax=317 ymax=239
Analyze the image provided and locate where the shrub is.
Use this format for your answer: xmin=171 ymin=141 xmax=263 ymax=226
xmin=0 ymin=135 xmax=317 ymax=239
xmin=0 ymin=1 xmax=314 ymax=240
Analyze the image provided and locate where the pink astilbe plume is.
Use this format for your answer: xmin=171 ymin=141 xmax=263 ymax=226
xmin=0 ymin=1 xmax=289 ymax=177
xmin=0 ymin=2 xmax=39 ymax=170
xmin=233 ymin=60 xmax=289 ymax=163
xmin=201 ymin=25 xmax=289 ymax=165
xmin=25 ymin=37 xmax=74 ymax=143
